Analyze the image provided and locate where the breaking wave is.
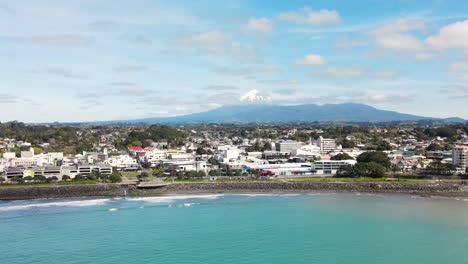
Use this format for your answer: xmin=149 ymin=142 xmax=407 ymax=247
xmin=126 ymin=194 xmax=223 ymax=203
xmin=0 ymin=199 xmax=111 ymax=212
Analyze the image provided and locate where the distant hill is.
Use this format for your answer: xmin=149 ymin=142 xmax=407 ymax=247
xmin=120 ymin=103 xmax=465 ymax=124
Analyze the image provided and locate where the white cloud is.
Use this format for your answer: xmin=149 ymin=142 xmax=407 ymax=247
xmin=279 ymin=8 xmax=341 ymax=26
xmin=228 ymin=42 xmax=261 ymax=62
xmin=449 ymin=62 xmax=468 ymax=72
xmin=373 ymin=70 xmax=400 ymax=78
xmin=215 ymin=65 xmax=279 ymax=77
xmin=115 ymin=88 xmax=153 ymax=97
xmin=175 ymin=31 xmax=261 ymax=62
xmin=240 ymin=89 xmax=271 ymax=102
xmin=459 ymin=75 xmax=468 ymax=83
xmin=45 ymin=67 xmax=87 ymax=79
xmin=177 ymin=31 xmax=229 ymax=53
xmin=426 ymin=20 xmax=468 ymax=53
xmin=17 ymin=34 xmax=91 ymax=47
xmin=257 ymin=79 xmax=300 ymax=86
xmin=113 ymin=65 xmax=149 ymax=73
xmin=295 ymin=54 xmax=326 ymax=66
xmin=202 ymin=85 xmax=239 ymax=91
xmin=257 ymin=65 xmax=281 ymax=74
xmin=243 ymin=18 xmax=274 ymax=34
xmin=370 ymin=18 xmax=426 ymax=52
xmin=315 ymin=67 xmax=367 ymax=79
xmin=334 ymin=37 xmax=364 ymax=50
xmin=415 ymin=52 xmax=434 ymax=61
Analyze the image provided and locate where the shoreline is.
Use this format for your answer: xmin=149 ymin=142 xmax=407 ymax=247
xmin=1 ymin=181 xmax=468 ymax=201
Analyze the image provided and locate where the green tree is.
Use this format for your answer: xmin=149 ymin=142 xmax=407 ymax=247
xmin=196 ymin=147 xmax=208 ymax=155
xmin=357 ymin=152 xmax=391 ymax=168
xmin=336 ymin=165 xmax=355 ymax=178
xmin=130 ymin=140 xmax=143 ymax=147
xmin=152 ymin=168 xmax=164 ymax=177
xmin=23 ymin=176 xmax=34 ymax=181
xmin=137 ymin=172 xmax=150 ymax=181
xmin=34 ymin=175 xmax=47 ymax=183
xmin=331 ymin=153 xmax=354 ymax=160
xmin=341 ymin=138 xmax=355 ymax=148
xmin=109 ymin=170 xmax=122 ymax=183
xmin=33 ymin=147 xmax=43 ymax=155
xmin=62 ymin=175 xmax=71 ymax=181
xmin=74 ymin=174 xmax=86 ymax=181
xmin=10 ymin=176 xmax=24 ymax=184
xmin=47 ymin=176 xmax=59 ymax=183
xmin=87 ymin=171 xmax=100 ymax=181
xmin=427 ymin=161 xmax=456 ymax=175
xmin=426 ymin=143 xmax=442 ymax=151
xmin=365 ymin=162 xmax=386 ymax=178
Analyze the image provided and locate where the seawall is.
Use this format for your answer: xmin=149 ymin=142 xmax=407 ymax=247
xmin=1 ymin=181 xmax=468 ymax=200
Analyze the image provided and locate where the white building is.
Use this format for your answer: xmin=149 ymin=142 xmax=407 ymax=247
xmin=453 ymin=145 xmax=468 ymax=171
xmin=160 ymin=153 xmax=198 ymax=172
xmin=277 ymin=140 xmax=303 ymax=153
xmin=317 ymin=136 xmax=336 ymax=153
xmin=144 ymin=149 xmax=167 ymax=165
xmin=313 ymin=160 xmax=356 ymax=175
xmin=105 ymin=155 xmax=138 ymax=169
xmin=39 ymin=152 xmax=64 ymax=164
xmin=292 ymin=139 xmax=321 ymax=157
xmin=246 ymin=163 xmax=313 ymax=176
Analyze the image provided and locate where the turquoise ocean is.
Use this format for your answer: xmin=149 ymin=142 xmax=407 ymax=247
xmin=1 ymin=193 xmax=468 ymax=264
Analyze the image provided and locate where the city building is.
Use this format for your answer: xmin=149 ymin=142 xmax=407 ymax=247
xmin=105 ymin=155 xmax=138 ymax=169
xmin=453 ymin=145 xmax=468 ymax=171
xmin=276 ymin=140 xmax=303 ymax=153
xmin=313 ymin=160 xmax=356 ymax=175
xmin=317 ymin=136 xmax=336 ymax=153
xmin=292 ymin=139 xmax=321 ymax=157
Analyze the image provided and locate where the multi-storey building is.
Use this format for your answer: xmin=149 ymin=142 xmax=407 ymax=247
xmin=453 ymin=145 xmax=468 ymax=171
xmin=317 ymin=136 xmax=336 ymax=153
xmin=277 ymin=140 xmax=303 ymax=153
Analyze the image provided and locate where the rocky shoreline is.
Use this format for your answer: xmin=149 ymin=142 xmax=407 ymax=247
xmin=1 ymin=181 xmax=468 ymax=200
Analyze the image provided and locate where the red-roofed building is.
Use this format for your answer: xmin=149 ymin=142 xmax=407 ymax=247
xmin=128 ymin=146 xmax=146 ymax=156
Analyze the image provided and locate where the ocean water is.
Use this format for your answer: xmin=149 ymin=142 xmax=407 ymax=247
xmin=1 ymin=193 xmax=468 ymax=264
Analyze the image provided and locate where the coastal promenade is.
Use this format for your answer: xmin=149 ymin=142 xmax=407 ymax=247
xmin=0 ymin=181 xmax=467 ymax=200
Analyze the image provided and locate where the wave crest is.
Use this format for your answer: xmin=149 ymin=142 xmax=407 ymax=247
xmin=0 ymin=199 xmax=111 ymax=212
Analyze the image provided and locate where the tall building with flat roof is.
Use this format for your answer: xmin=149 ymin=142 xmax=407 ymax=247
xmin=453 ymin=145 xmax=468 ymax=171
xmin=277 ymin=140 xmax=303 ymax=154
xmin=317 ymin=136 xmax=336 ymax=153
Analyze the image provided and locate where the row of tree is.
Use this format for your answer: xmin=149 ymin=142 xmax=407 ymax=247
xmin=336 ymin=151 xmax=390 ymax=178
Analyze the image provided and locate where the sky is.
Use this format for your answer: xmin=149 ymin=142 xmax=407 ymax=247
xmin=1 ymin=0 xmax=468 ymax=122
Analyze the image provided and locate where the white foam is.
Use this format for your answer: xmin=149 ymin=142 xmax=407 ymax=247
xmin=108 ymin=208 xmax=119 ymax=212
xmin=233 ymin=194 xmax=278 ymax=197
xmin=0 ymin=199 xmax=111 ymax=212
xmin=183 ymin=203 xmax=199 ymax=207
xmin=126 ymin=194 xmax=223 ymax=203
xmin=233 ymin=193 xmax=301 ymax=197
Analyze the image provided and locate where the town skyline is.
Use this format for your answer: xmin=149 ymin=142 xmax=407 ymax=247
xmin=1 ymin=0 xmax=468 ymax=122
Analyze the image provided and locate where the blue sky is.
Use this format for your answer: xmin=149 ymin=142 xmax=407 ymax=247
xmin=1 ymin=0 xmax=468 ymax=122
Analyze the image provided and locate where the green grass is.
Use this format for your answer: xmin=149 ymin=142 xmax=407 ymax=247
xmin=281 ymin=177 xmax=425 ymax=183
xmin=121 ymin=172 xmax=140 ymax=178
xmin=164 ymin=179 xmax=208 ymax=183
xmin=0 ymin=180 xmax=100 ymax=188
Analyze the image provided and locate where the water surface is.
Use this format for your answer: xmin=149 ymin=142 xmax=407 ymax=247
xmin=1 ymin=193 xmax=468 ymax=264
